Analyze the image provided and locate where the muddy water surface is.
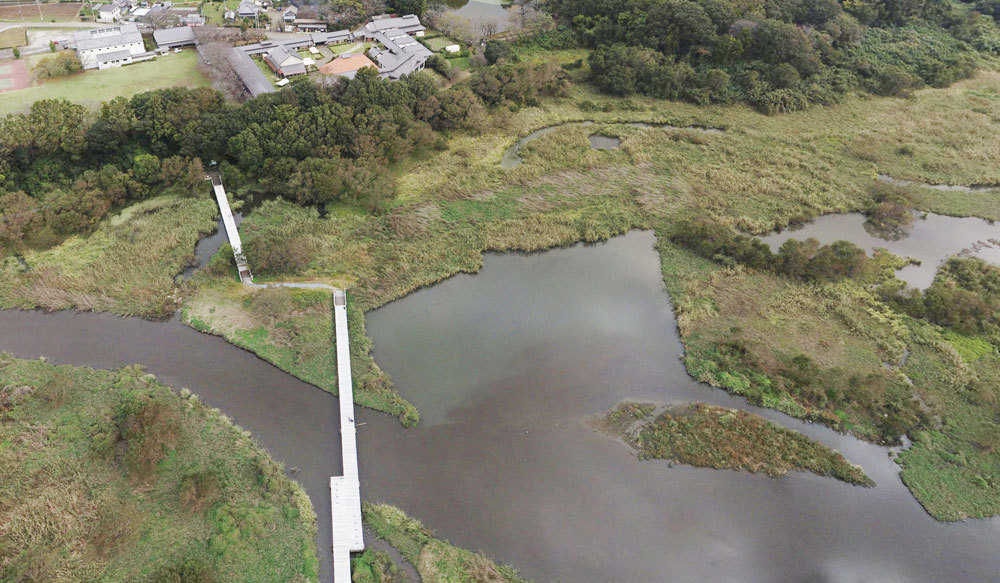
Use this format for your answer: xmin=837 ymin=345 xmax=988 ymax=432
xmin=364 ymin=231 xmax=1000 ymax=583
xmin=1 ymin=232 xmax=998 ymax=582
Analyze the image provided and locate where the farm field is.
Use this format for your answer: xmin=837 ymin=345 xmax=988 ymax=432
xmin=0 ymin=50 xmax=210 ymax=115
xmin=0 ymin=2 xmax=82 ymax=21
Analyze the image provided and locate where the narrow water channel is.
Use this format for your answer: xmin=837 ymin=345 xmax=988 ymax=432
xmin=1 ymin=231 xmax=998 ymax=582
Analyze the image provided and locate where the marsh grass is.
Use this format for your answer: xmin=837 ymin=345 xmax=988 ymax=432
xmin=602 ymin=401 xmax=874 ymax=486
xmin=0 ymin=196 xmax=218 ymax=318
xmin=0 ymin=356 xmax=318 ymax=583
xmin=362 ymin=503 xmax=527 ymax=583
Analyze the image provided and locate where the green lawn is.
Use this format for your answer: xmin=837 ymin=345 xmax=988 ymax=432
xmin=253 ymin=55 xmax=281 ymax=88
xmin=424 ymin=35 xmax=458 ymax=52
xmin=0 ymin=50 xmax=210 ymax=115
xmin=330 ymin=41 xmax=370 ymax=56
xmin=200 ymin=0 xmax=237 ymax=26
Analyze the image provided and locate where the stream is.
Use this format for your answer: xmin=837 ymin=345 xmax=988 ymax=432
xmin=1 ymin=231 xmax=998 ymax=582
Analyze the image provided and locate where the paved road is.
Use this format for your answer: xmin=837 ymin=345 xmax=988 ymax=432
xmin=0 ymin=21 xmax=101 ymax=28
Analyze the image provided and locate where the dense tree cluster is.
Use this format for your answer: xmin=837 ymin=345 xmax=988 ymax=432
xmin=0 ymin=69 xmax=486 ymax=251
xmin=470 ymin=61 xmax=571 ymax=106
xmin=670 ymin=218 xmax=871 ymax=282
xmin=549 ymin=0 xmax=998 ymax=111
xmin=880 ymin=257 xmax=1000 ymax=340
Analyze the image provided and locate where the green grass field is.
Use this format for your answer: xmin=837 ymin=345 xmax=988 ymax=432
xmin=200 ymin=0 xmax=237 ymax=25
xmin=0 ymin=356 xmax=318 ymax=583
xmin=0 ymin=50 xmax=210 ymax=115
xmin=424 ymin=35 xmax=458 ymax=52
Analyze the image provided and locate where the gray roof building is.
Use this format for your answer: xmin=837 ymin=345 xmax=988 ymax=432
xmin=96 ymin=49 xmax=132 ymax=64
xmin=311 ymin=29 xmax=353 ymax=44
xmin=264 ymin=45 xmax=306 ymax=76
xmin=237 ymin=0 xmax=260 ymax=17
xmin=153 ymin=26 xmax=196 ymax=48
xmin=73 ymin=23 xmax=143 ymax=51
xmin=368 ymin=28 xmax=431 ymax=79
xmin=362 ymin=14 xmax=424 ymax=38
xmin=228 ymin=46 xmax=273 ymax=96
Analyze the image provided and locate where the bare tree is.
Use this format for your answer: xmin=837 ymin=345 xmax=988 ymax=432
xmin=193 ymin=27 xmax=249 ymax=100
xmin=477 ymin=18 xmax=499 ymax=41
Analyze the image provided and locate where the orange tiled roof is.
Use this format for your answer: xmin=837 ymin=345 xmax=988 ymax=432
xmin=319 ymin=53 xmax=377 ymax=75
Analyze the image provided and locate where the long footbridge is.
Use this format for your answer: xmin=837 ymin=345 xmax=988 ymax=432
xmin=207 ymin=175 xmax=363 ymax=581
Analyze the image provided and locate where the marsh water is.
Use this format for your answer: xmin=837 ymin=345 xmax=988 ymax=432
xmin=2 ymin=231 xmax=998 ymax=582
xmin=440 ymin=0 xmax=513 ymax=32
xmin=759 ymin=211 xmax=1000 ymax=288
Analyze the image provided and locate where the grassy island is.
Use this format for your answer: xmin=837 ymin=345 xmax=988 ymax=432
xmin=603 ymin=401 xmax=874 ymax=486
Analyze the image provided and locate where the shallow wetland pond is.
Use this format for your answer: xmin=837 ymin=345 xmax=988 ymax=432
xmin=758 ymin=211 xmax=1000 ymax=288
xmin=2 ymin=232 xmax=999 ymax=582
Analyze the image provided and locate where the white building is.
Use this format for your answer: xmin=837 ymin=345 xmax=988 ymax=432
xmin=96 ymin=2 xmax=123 ymax=22
xmin=74 ymin=24 xmax=146 ymax=69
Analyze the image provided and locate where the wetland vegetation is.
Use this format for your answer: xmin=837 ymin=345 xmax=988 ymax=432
xmin=602 ymin=401 xmax=874 ymax=485
xmin=0 ymin=356 xmax=318 ymax=583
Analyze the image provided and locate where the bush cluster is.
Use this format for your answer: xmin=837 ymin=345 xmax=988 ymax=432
xmin=670 ymin=217 xmax=870 ymax=282
xmin=33 ymin=52 xmax=82 ymax=79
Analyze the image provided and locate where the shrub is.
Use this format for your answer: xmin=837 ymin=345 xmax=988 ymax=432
xmin=34 ymin=52 xmax=82 ymax=79
xmin=865 ymin=182 xmax=915 ymax=239
xmin=483 ymin=40 xmax=511 ymax=64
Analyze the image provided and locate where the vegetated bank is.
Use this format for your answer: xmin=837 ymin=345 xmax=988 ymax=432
xmin=0 ymin=355 xmax=318 ymax=582
xmin=601 ymin=401 xmax=873 ymax=485
xmin=358 ymin=503 xmax=528 ymax=583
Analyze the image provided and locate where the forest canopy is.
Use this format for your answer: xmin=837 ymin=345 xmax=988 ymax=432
xmin=547 ymin=0 xmax=1000 ymax=111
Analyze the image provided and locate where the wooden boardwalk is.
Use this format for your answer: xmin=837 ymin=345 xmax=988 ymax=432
xmin=207 ymin=177 xmax=363 ymax=582
xmin=209 ymin=175 xmax=253 ymax=284
xmin=331 ymin=289 xmax=364 ymax=580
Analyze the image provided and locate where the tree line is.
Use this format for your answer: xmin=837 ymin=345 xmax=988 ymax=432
xmin=0 ymin=60 xmax=570 ymax=253
xmin=542 ymin=0 xmax=999 ymax=112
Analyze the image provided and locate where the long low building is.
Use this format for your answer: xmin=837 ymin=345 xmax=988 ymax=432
xmin=153 ymin=26 xmax=196 ymax=49
xmin=73 ymin=24 xmax=147 ymax=69
xmin=228 ymin=46 xmax=273 ymax=97
xmin=361 ymin=14 xmax=424 ymax=39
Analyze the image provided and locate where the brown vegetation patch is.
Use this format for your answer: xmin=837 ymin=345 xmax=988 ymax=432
xmin=604 ymin=401 xmax=873 ymax=485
